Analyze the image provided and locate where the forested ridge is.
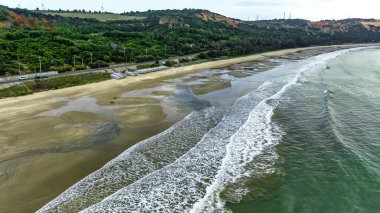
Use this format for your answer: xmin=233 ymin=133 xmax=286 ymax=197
xmin=0 ymin=5 xmax=379 ymax=76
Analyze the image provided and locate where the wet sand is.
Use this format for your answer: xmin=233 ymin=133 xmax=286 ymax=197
xmin=116 ymin=105 xmax=167 ymax=126
xmin=0 ymin=86 xmax=178 ymax=212
xmin=0 ymin=44 xmax=373 ymax=212
xmin=191 ymin=81 xmax=232 ymax=95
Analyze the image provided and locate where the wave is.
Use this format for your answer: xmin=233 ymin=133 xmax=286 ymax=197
xmin=38 ymin=107 xmax=225 ymax=212
xmin=189 ymin=49 xmax=349 ymax=212
xmin=191 ymin=73 xmax=300 ymax=212
xmin=39 ymin=47 xmax=365 ymax=213
xmin=80 ymin=80 xmax=278 ymax=213
xmin=319 ymin=64 xmax=379 ymax=177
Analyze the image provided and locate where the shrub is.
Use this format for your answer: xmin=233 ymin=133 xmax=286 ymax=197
xmin=51 ymin=65 xmax=73 ymax=73
xmin=163 ymin=60 xmax=177 ymax=67
xmin=74 ymin=65 xmax=87 ymax=70
xmin=198 ymin=52 xmax=209 ymax=59
xmin=134 ymin=55 xmax=155 ymax=63
xmin=179 ymin=58 xmax=192 ymax=63
xmin=88 ymin=60 xmax=109 ymax=69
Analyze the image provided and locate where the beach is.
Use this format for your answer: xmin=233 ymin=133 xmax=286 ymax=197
xmin=0 ymin=44 xmax=373 ymax=212
xmin=0 ymin=44 xmax=363 ymax=109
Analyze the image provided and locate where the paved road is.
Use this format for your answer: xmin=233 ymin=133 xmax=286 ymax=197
xmin=0 ymin=52 xmax=205 ymax=85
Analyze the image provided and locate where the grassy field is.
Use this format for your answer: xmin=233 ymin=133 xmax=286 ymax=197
xmin=0 ymin=72 xmax=111 ymax=99
xmin=0 ymin=84 xmax=33 ymax=98
xmin=37 ymin=11 xmax=144 ymax=21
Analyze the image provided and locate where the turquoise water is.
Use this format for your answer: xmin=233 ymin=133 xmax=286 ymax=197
xmin=39 ymin=47 xmax=380 ymax=212
xmin=229 ymin=49 xmax=380 ymax=212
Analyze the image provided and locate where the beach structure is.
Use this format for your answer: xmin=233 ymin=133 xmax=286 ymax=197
xmin=110 ymin=73 xmax=126 ymax=79
xmin=126 ymin=71 xmax=138 ymax=76
xmin=136 ymin=66 xmax=169 ymax=74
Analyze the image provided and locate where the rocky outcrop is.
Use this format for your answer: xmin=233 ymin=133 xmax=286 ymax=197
xmin=196 ymin=11 xmax=241 ymax=28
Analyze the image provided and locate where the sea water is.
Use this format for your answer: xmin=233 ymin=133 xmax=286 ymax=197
xmin=39 ymin=47 xmax=380 ymax=212
xmin=229 ymin=47 xmax=380 ymax=213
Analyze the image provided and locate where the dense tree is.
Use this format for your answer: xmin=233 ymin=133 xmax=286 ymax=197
xmin=0 ymin=6 xmax=380 ymax=76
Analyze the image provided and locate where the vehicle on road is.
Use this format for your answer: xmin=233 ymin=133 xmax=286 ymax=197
xmin=18 ymin=75 xmax=29 ymax=80
xmin=34 ymin=75 xmax=49 ymax=79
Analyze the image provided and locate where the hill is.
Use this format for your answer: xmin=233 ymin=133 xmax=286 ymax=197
xmin=0 ymin=6 xmax=56 ymax=29
xmin=122 ymin=9 xmax=241 ymax=28
xmin=37 ymin=10 xmax=144 ymax=22
xmin=310 ymin=19 xmax=380 ymax=33
xmin=1 ymin=5 xmax=380 ymax=76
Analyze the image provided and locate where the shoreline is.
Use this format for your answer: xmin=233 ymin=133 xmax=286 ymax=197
xmin=0 ymin=43 xmax=376 ymax=212
xmin=0 ymin=44 xmax=373 ymax=107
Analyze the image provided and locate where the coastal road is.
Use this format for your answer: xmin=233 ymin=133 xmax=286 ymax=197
xmin=0 ymin=52 xmax=205 ymax=85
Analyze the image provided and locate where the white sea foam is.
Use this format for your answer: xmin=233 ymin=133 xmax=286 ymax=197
xmin=81 ymin=81 xmax=277 ymax=212
xmin=38 ymin=107 xmax=224 ymax=212
xmin=190 ymin=61 xmax=304 ymax=213
xmin=190 ymin=47 xmax=369 ymax=212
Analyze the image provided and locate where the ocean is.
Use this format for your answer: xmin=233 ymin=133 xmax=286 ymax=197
xmin=38 ymin=47 xmax=380 ymax=212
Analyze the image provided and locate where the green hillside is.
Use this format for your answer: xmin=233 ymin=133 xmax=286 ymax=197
xmin=0 ymin=5 xmax=380 ymax=76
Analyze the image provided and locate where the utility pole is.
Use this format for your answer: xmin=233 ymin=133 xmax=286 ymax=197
xmin=82 ymin=58 xmax=84 ymax=66
xmin=123 ymin=47 xmax=127 ymax=63
xmin=283 ymin=12 xmax=286 ymax=20
xmin=130 ymin=51 xmax=134 ymax=62
xmin=256 ymin=14 xmax=259 ymax=21
xmin=39 ymin=56 xmax=42 ymax=73
xmin=73 ymin=56 xmax=76 ymax=67
xmin=145 ymin=49 xmax=148 ymax=55
xmin=289 ymin=12 xmax=292 ymax=20
xmin=164 ymin=44 xmax=167 ymax=55
xmin=101 ymin=3 xmax=104 ymax=13
xmin=41 ymin=0 xmax=45 ymax=10
xmin=17 ymin=54 xmax=21 ymax=74
xmin=90 ymin=52 xmax=93 ymax=63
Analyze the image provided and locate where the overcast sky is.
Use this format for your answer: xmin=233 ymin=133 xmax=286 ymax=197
xmin=0 ymin=0 xmax=378 ymax=21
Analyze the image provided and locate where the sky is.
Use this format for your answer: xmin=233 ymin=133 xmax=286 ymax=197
xmin=0 ymin=0 xmax=378 ymax=21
